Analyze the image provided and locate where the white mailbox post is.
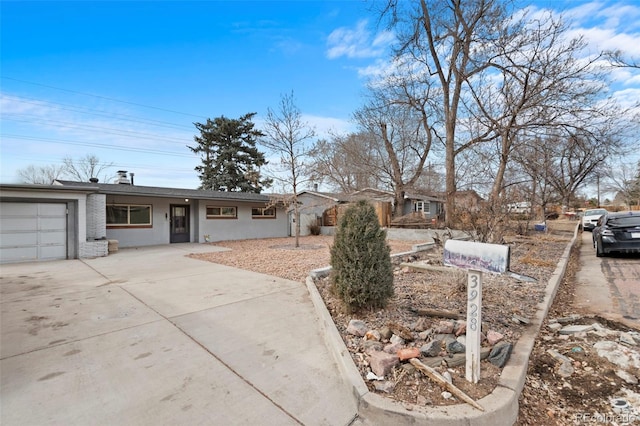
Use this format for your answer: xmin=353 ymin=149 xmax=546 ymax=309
xmin=444 ymin=239 xmax=510 ymax=383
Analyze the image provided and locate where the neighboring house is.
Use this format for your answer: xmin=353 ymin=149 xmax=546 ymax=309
xmin=506 ymin=201 xmax=532 ymax=214
xmin=434 ymin=190 xmax=485 ymax=213
xmin=402 ymin=190 xmax=445 ymax=219
xmin=292 ymin=187 xmax=445 ymax=229
xmin=0 ymin=177 xmax=288 ymax=264
xmin=292 ymin=191 xmax=350 ymax=234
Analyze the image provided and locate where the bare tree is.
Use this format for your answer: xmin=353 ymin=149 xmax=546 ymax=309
xmin=261 ymin=91 xmax=317 ymax=248
xmin=605 ymin=49 xmax=640 ymax=69
xmin=470 ymin=12 xmax=612 ymax=205
xmin=512 ymin=137 xmax=561 ymax=219
xmin=17 ymin=164 xmax=66 ymax=184
xmin=63 ymin=154 xmax=114 ymax=182
xmin=309 ymin=134 xmax=383 ymax=192
xmin=381 ymin=0 xmax=517 ymax=225
xmin=353 ymin=88 xmax=435 ymax=216
xmin=603 ymin=159 xmax=640 ymax=208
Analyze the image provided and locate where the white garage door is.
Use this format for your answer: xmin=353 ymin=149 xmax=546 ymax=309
xmin=0 ymin=202 xmax=68 ymax=263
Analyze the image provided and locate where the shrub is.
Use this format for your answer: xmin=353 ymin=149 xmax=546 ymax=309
xmin=330 ymin=200 xmax=394 ymax=311
xmin=308 ymin=223 xmax=321 ymax=235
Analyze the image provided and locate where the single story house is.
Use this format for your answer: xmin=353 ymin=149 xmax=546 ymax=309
xmin=350 ymin=188 xmax=444 ymax=220
xmin=0 ymin=177 xmax=288 ymax=264
xmin=292 ymin=191 xmax=350 ymax=233
xmin=291 ymin=187 xmax=445 ymax=230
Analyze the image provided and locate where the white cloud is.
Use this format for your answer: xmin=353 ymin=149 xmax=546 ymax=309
xmin=612 ymin=87 xmax=640 ymax=108
xmin=302 ymin=114 xmax=355 ymax=138
xmin=326 ymin=19 xmax=393 ymax=59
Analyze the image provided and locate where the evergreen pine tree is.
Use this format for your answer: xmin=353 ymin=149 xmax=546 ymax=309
xmin=330 ymin=200 xmax=394 ymax=311
xmin=189 ymin=113 xmax=272 ymax=192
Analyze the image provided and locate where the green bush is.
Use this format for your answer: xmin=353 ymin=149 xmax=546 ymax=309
xmin=330 ymin=200 xmax=394 ymax=311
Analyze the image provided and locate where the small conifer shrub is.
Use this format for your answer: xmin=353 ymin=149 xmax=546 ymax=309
xmin=330 ymin=200 xmax=394 ymax=311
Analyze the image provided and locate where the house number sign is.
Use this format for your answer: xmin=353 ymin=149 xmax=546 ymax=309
xmin=466 ymin=270 xmax=482 ymax=383
xmin=443 ymin=239 xmax=510 ymax=384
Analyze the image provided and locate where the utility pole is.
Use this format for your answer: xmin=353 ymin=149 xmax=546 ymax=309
xmin=597 ymin=173 xmax=600 ymax=207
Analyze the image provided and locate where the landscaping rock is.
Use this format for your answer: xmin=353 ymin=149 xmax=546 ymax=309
xmin=347 ymin=319 xmax=368 ymax=337
xmin=620 ymin=332 xmax=637 ymax=346
xmin=454 ymin=321 xmax=467 ymax=336
xmin=558 ymin=362 xmax=575 ymax=378
xmin=361 ymin=340 xmax=383 ymax=353
xmin=379 ymin=326 xmax=393 ymax=341
xmin=365 ymin=330 xmax=381 ymax=341
xmin=489 ymin=342 xmax=513 ymax=367
xmin=434 ymin=320 xmax=454 ymax=334
xmin=420 ymin=340 xmax=441 ymax=357
xmin=368 ymin=351 xmax=399 ymax=377
xmin=374 ymin=381 xmax=396 ymax=393
xmin=559 ymin=324 xmax=595 ymax=335
xmin=447 ymin=340 xmax=465 ymax=354
xmin=487 ymin=330 xmax=504 ymax=345
xmin=383 ymin=342 xmax=403 ymax=354
xmin=548 ymin=323 xmax=563 ymax=331
xmin=389 ymin=322 xmax=414 ymax=341
xmin=616 ymin=370 xmax=638 ymax=385
xmin=390 ymin=334 xmax=405 ymax=345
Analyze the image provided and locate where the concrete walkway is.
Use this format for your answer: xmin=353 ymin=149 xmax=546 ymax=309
xmin=0 ymin=244 xmax=357 ymax=425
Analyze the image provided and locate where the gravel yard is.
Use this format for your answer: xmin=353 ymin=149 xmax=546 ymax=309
xmin=189 ymin=235 xmax=421 ymax=282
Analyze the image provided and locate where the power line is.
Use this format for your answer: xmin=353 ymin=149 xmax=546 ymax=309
xmin=4 ymin=155 xmax=197 ymax=174
xmin=4 ymin=114 xmax=191 ymax=144
xmin=2 ymin=76 xmax=206 ymax=119
xmin=2 ymin=134 xmax=195 ymax=158
xmin=1 ymin=94 xmax=195 ymax=131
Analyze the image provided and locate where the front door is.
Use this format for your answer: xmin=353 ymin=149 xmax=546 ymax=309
xmin=170 ymin=205 xmax=190 ymax=243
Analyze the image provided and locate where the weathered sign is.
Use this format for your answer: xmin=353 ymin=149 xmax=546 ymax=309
xmin=443 ymin=239 xmax=510 ymax=383
xmin=443 ymin=239 xmax=510 ymax=274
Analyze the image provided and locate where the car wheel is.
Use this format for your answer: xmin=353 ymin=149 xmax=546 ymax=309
xmin=596 ymin=239 xmax=605 ymax=257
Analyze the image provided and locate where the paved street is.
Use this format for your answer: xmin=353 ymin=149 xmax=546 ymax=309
xmin=575 ymin=231 xmax=640 ymax=328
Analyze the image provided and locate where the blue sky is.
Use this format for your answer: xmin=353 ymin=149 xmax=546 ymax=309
xmin=1 ymin=0 xmax=639 ymax=193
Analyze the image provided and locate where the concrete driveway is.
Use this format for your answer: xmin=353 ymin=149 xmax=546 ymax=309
xmin=1 ymin=244 xmax=357 ymax=425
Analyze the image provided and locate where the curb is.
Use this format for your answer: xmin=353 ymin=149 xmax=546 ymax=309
xmin=305 ymin=225 xmax=580 ymax=425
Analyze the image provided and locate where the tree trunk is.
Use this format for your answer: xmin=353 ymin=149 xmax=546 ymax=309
xmin=490 ymin=132 xmax=510 ymax=204
xmin=292 ymin=184 xmax=300 ymax=248
xmin=444 ymin=133 xmax=456 ymax=227
xmin=394 ymin=185 xmax=405 ymax=218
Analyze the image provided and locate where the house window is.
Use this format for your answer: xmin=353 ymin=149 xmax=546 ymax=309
xmin=415 ymin=201 xmax=430 ymax=214
xmin=206 ymin=206 xmax=237 ymax=219
xmin=252 ymin=207 xmax=276 ymax=218
xmin=107 ymin=204 xmax=152 ymax=227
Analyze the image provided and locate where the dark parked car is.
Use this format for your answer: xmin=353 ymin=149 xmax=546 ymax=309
xmin=592 ymin=211 xmax=640 ymax=257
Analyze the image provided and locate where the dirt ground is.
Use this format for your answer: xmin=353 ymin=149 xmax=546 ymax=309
xmin=190 ymin=223 xmax=640 ymax=423
xmin=516 ymin=244 xmax=640 ymax=425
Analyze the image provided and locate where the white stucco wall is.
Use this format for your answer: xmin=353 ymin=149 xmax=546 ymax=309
xmin=105 ymin=195 xmax=288 ymax=247
xmin=197 ymin=202 xmax=288 ymax=242
xmin=105 ymin=195 xmax=176 ymax=247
